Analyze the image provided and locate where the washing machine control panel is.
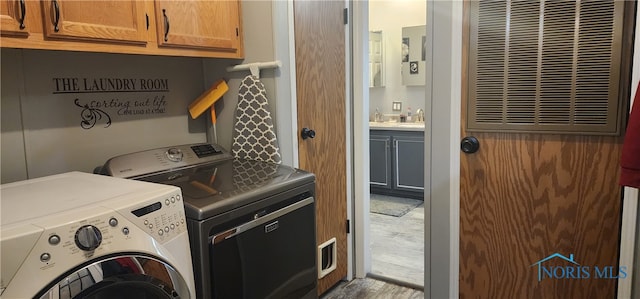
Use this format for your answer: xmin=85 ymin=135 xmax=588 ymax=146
xmin=29 ymin=189 xmax=187 ymax=264
xmin=45 ymin=212 xmax=124 ymax=257
xmin=124 ymin=191 xmax=188 ymax=242
xmin=74 ymin=225 xmax=102 ymax=251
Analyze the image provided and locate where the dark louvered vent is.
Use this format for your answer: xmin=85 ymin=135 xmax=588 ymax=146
xmin=468 ymin=0 xmax=629 ymax=135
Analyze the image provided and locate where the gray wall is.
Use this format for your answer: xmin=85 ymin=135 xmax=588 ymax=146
xmin=0 ymin=1 xmax=283 ymax=183
xmin=202 ymin=0 xmax=277 ymax=151
xmin=1 ymin=49 xmax=208 ymax=183
xmin=1 ymin=50 xmax=29 ymax=183
xmin=202 ymin=1 xmax=294 ymax=166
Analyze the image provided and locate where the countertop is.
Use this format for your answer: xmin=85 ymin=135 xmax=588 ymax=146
xmin=369 ymin=121 xmax=425 ymax=132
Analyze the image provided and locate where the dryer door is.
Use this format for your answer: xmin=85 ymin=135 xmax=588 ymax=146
xmin=36 ymin=254 xmax=190 ymax=299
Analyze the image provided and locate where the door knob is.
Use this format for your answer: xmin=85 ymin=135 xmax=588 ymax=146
xmin=301 ymin=128 xmax=316 ymax=140
xmin=460 ymin=136 xmax=479 ymax=154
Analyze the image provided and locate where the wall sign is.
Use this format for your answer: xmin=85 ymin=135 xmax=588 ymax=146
xmin=52 ymin=77 xmax=170 ymax=129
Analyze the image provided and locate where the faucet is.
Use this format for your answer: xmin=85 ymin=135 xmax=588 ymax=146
xmin=415 ymin=108 xmax=425 ymax=122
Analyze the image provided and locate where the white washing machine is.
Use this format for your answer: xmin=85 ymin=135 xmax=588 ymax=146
xmin=0 ymin=172 xmax=196 ymax=299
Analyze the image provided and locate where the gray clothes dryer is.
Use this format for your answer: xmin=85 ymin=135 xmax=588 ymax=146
xmin=101 ymin=143 xmax=317 ymax=299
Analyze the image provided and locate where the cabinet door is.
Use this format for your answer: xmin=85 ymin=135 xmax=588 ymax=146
xmin=370 ymin=134 xmax=391 ymax=189
xmin=393 ymin=135 xmax=424 ymax=192
xmin=154 ymin=0 xmax=241 ymax=51
xmin=1 ymin=0 xmax=33 ymax=37
xmin=41 ymin=0 xmax=147 ymax=44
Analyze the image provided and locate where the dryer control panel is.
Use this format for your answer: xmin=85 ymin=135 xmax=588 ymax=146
xmin=101 ymin=143 xmax=233 ymax=179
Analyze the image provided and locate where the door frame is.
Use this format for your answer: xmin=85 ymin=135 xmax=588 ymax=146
xmin=351 ymin=2 xmax=640 ymax=299
xmin=350 ymin=1 xmax=462 ymax=298
xmin=423 ymin=1 xmax=462 ymax=297
xmin=350 ymin=0 xmax=369 ymax=281
xmin=618 ymin=8 xmax=640 ymax=295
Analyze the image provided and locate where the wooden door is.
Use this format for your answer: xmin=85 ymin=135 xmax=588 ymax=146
xmin=41 ymin=0 xmax=147 ymax=44
xmin=293 ymin=0 xmax=347 ymax=296
xmin=154 ymin=0 xmax=241 ymax=52
xmin=459 ymin=2 xmax=623 ymax=298
xmin=0 ymin=0 xmax=36 ymax=37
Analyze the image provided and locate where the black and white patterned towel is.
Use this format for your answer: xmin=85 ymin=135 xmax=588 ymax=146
xmin=232 ymin=75 xmax=282 ymax=164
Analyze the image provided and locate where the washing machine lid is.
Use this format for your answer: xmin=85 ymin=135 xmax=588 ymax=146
xmin=0 ymin=172 xmax=174 ymax=227
xmin=136 ymin=158 xmax=315 ymax=220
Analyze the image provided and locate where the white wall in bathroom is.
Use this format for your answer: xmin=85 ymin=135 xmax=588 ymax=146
xmin=369 ymin=0 xmax=427 ymax=119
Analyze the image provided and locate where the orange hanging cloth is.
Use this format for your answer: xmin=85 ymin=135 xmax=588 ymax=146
xmin=620 ymin=82 xmax=640 ymax=188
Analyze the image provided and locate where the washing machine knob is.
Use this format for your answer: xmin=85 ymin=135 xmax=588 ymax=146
xmin=75 ymin=225 xmax=102 ymax=251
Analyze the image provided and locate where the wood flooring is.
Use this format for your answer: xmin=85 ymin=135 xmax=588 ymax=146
xmin=321 ymin=277 xmax=424 ymax=299
xmin=321 ymin=197 xmax=424 ymax=298
xmin=370 ymin=201 xmax=424 ymax=287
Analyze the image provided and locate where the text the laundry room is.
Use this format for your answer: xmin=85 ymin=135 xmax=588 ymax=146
xmin=53 ymin=77 xmax=169 ymax=93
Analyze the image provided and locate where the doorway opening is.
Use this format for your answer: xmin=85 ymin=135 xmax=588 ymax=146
xmin=366 ymin=0 xmax=427 ymax=288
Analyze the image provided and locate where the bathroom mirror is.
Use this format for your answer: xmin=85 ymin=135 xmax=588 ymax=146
xmin=401 ymin=25 xmax=426 ymax=86
xmin=369 ymin=30 xmax=384 ymax=88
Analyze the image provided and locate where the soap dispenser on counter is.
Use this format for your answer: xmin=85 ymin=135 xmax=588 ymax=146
xmin=415 ymin=108 xmax=425 ymax=122
xmin=374 ymin=108 xmax=384 ymax=122
xmin=407 ymin=107 xmax=412 ymax=122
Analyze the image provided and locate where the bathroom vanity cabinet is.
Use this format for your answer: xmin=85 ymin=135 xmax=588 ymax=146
xmin=370 ymin=129 xmax=424 ymax=199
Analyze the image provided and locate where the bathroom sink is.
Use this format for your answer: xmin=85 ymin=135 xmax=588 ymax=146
xmin=369 ymin=121 xmax=425 ymax=131
xmin=395 ymin=122 xmax=424 ymax=127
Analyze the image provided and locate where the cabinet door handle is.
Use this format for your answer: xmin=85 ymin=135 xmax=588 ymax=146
xmin=162 ymin=9 xmax=169 ymax=42
xmin=52 ymin=0 xmax=60 ymax=32
xmin=18 ymin=0 xmax=26 ymax=29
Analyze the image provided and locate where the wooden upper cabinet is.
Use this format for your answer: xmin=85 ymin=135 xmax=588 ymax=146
xmin=154 ymin=0 xmax=241 ymax=52
xmin=40 ymin=0 xmax=147 ymax=44
xmin=0 ymin=0 xmax=243 ymax=58
xmin=1 ymin=0 xmax=37 ymax=37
